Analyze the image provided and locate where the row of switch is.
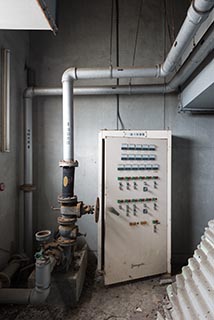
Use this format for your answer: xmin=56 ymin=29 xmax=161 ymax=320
xmin=129 ymin=220 xmax=160 ymax=226
xmin=121 ymin=154 xmax=156 ymax=161
xmin=119 ymin=181 xmax=157 ymax=191
xmin=118 ymin=164 xmax=159 ymax=171
xmin=117 ymin=176 xmax=159 ymax=181
xmin=117 ymin=197 xmax=157 ymax=204
xmin=120 ymin=203 xmax=157 ymax=215
xmin=121 ymin=144 xmax=156 ymax=151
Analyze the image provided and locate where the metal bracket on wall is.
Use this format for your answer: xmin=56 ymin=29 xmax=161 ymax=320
xmin=1 ymin=48 xmax=10 ymax=152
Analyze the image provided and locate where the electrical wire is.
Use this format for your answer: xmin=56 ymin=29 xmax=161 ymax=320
xmin=163 ymin=0 xmax=168 ymax=130
xmin=109 ymin=0 xmax=114 ymax=66
xmin=129 ymin=0 xmax=144 ymax=85
xmin=115 ymin=0 xmax=125 ymax=130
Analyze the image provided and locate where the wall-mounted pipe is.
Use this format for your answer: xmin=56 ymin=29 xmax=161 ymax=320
xmin=160 ymin=0 xmax=214 ymax=76
xmin=0 ymin=255 xmax=55 ymax=304
xmin=23 ymin=14 xmax=214 ymax=100
xmin=1 ymin=48 xmax=10 ymax=152
xmin=0 ymin=259 xmax=21 ymax=288
xmin=61 ymin=0 xmax=214 ymax=161
xmin=23 ymin=97 xmax=33 ymax=257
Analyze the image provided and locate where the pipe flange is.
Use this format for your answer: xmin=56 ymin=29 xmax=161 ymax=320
xmin=58 ymin=195 xmax=77 ymax=205
xmin=57 ymin=216 xmax=77 ymax=225
xmin=35 ymin=230 xmax=52 ymax=243
xmin=57 ymin=236 xmax=76 ymax=247
xmin=59 ymin=160 xmax=78 ymax=168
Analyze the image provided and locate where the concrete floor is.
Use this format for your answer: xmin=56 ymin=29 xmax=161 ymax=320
xmin=0 ymin=253 xmax=170 ymax=320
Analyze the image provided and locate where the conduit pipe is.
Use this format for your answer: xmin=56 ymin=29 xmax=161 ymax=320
xmin=23 ymin=16 xmax=214 ymax=100
xmin=22 ymin=96 xmax=33 ymax=257
xmin=0 ymin=255 xmax=56 ymax=304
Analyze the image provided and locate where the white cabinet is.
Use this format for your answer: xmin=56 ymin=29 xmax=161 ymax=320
xmin=98 ymin=130 xmax=171 ymax=285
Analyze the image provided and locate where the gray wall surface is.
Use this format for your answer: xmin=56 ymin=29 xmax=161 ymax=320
xmin=0 ymin=30 xmax=29 ymax=269
xmin=29 ymin=0 xmax=213 ymax=265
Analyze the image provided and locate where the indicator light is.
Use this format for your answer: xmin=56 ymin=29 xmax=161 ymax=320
xmin=141 ymin=221 xmax=147 ymax=225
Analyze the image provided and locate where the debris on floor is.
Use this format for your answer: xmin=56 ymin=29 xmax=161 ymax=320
xmin=0 ymin=251 xmax=167 ymax=320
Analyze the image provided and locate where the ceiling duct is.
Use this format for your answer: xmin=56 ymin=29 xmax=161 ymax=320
xmin=179 ymin=57 xmax=214 ymax=112
xmin=0 ymin=0 xmax=57 ymax=33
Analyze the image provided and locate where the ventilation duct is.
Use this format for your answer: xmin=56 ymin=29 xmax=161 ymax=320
xmin=0 ymin=0 xmax=57 ymax=33
xmin=179 ymin=57 xmax=214 ymax=112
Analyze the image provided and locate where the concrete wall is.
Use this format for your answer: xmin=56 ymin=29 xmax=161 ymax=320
xmin=0 ymin=31 xmax=29 ymax=269
xmin=29 ymin=0 xmax=214 ymax=265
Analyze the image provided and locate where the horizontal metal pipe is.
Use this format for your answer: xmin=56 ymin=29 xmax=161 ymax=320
xmin=112 ymin=66 xmax=159 ymax=78
xmin=24 ymin=18 xmax=214 ymax=99
xmin=24 ymin=84 xmax=173 ymax=98
xmin=63 ymin=66 xmax=160 ymax=81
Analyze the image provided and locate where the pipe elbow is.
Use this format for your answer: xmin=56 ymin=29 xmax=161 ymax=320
xmin=23 ymin=87 xmax=34 ymax=98
xmin=62 ymin=68 xmax=77 ymax=82
xmin=29 ymin=287 xmax=50 ymax=305
xmin=159 ymin=64 xmax=169 ymax=77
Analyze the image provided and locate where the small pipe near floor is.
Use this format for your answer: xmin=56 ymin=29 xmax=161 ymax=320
xmin=0 ymin=253 xmax=56 ymax=304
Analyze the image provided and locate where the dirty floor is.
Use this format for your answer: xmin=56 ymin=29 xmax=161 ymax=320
xmin=0 ymin=253 xmax=171 ymax=320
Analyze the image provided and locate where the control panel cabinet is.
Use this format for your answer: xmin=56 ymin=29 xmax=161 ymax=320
xmin=98 ymin=130 xmax=171 ymax=285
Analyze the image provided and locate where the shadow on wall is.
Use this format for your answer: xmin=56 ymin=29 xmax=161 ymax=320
xmin=172 ymin=136 xmax=193 ymax=272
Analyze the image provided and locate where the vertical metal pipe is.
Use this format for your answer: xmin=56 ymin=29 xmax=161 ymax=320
xmin=62 ymin=80 xmax=74 ymax=161
xmin=24 ymin=97 xmax=33 ymax=257
xmin=1 ymin=49 xmax=10 ymax=152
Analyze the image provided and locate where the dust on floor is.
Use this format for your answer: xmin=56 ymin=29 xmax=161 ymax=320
xmin=0 ymin=253 xmax=168 ymax=320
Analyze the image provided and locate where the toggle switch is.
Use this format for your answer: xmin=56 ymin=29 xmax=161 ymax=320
xmin=126 ymin=204 xmax=130 ymax=216
xmin=133 ymin=182 xmax=137 ymax=190
xmin=140 ymin=221 xmax=147 ymax=225
xmin=152 ymin=219 xmax=160 ymax=224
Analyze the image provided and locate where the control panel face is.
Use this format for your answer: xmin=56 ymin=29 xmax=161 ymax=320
xmin=99 ymin=131 xmax=171 ymax=285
